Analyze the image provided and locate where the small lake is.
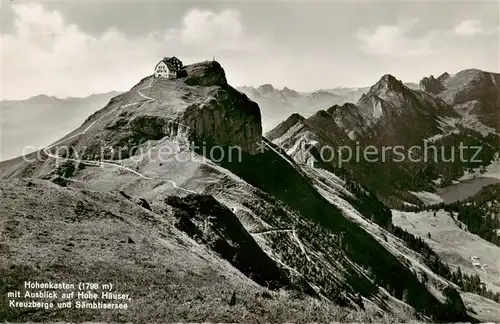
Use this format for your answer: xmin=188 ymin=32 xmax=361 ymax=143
xmin=438 ymin=177 xmax=500 ymax=204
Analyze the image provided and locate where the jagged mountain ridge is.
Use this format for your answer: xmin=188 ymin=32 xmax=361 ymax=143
xmin=237 ymin=84 xmax=358 ymax=132
xmin=420 ymin=69 xmax=500 ymax=131
xmin=0 ymin=61 xmax=480 ymax=322
xmin=267 ymin=73 xmax=458 ymax=151
xmin=333 ymin=74 xmax=458 ymax=144
xmin=237 ymin=82 xmax=419 ymax=132
xmin=266 ymin=69 xmax=499 ymax=205
xmin=264 ymin=69 xmax=500 ymax=319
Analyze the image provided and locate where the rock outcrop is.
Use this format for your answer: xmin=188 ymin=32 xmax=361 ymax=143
xmin=47 ymin=60 xmax=264 ymax=159
xmin=420 ymin=69 xmax=500 ymax=130
xmin=178 ymin=61 xmax=262 ymax=154
xmin=181 ymin=85 xmax=262 ymax=154
xmin=184 ymin=61 xmax=227 ymax=87
xmin=265 ymin=113 xmax=305 ymax=140
xmin=0 ymin=62 xmax=487 ymax=323
xmin=420 ymin=76 xmax=443 ymax=94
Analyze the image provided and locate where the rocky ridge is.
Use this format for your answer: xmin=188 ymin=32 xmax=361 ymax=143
xmin=267 ymin=70 xmax=499 ymax=205
xmin=420 ymin=69 xmax=500 ymax=132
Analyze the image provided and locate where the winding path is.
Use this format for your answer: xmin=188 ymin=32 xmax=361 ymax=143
xmin=42 ymin=77 xmax=198 ymax=195
xmin=47 ymin=78 xmax=312 ymax=255
xmin=292 ymin=228 xmax=312 ymax=262
xmin=250 ymin=228 xmax=293 ymax=235
xmin=45 ymin=77 xmax=317 ymax=277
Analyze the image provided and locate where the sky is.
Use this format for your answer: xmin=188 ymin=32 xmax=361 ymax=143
xmin=0 ymin=0 xmax=499 ymax=100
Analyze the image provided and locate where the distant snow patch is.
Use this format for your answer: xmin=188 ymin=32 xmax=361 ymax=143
xmin=409 ymin=191 xmax=444 ymax=205
xmin=371 ymin=97 xmax=383 ymax=119
xmin=403 ymin=201 xmax=418 ymax=207
xmin=460 ymin=154 xmax=500 ymax=181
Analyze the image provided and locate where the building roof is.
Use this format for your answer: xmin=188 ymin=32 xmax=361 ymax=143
xmin=164 ymin=56 xmax=177 ymax=61
xmin=155 ymin=56 xmax=184 ymax=72
xmin=163 ymin=61 xmax=177 ymax=71
xmin=162 ymin=56 xmax=183 ymax=71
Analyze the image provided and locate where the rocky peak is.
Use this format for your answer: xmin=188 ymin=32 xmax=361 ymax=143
xmin=455 ymin=69 xmax=487 ymax=79
xmin=171 ymin=61 xmax=262 ymax=154
xmin=419 ymin=75 xmax=445 ymax=94
xmin=369 ymin=74 xmax=405 ymax=94
xmin=280 ymin=87 xmax=300 ymax=98
xmin=257 ymin=84 xmax=276 ymax=95
xmin=314 ymin=109 xmax=333 ymax=119
xmin=58 ymin=60 xmax=262 ymax=159
xmin=265 ymin=113 xmax=305 ymax=140
xmin=308 ymin=90 xmax=340 ymax=101
xmin=184 ymin=61 xmax=227 ymax=87
xmin=288 ymin=113 xmax=306 ymax=123
xmin=437 ymin=72 xmax=450 ymax=82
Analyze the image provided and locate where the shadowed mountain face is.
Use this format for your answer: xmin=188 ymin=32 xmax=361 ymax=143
xmin=420 ymin=69 xmax=500 ymax=131
xmin=332 ymin=74 xmax=458 ymax=145
xmin=267 ymin=70 xmax=500 ymax=206
xmin=0 ymin=61 xmax=485 ymax=322
xmin=267 ymin=74 xmax=458 ymax=150
xmin=1 ymin=92 xmax=121 ymax=161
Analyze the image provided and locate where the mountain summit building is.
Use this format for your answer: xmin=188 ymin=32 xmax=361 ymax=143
xmin=154 ymin=56 xmax=183 ymax=79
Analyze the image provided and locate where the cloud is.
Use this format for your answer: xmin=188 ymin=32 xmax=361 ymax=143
xmin=2 ymin=3 xmax=165 ymax=99
xmin=179 ymin=9 xmax=243 ymax=46
xmin=355 ymin=17 xmax=443 ymax=57
xmin=2 ymin=3 xmax=497 ymax=100
xmin=1 ymin=4 xmax=260 ymax=100
xmin=356 ymin=17 xmax=499 ymax=57
xmin=453 ymin=20 xmax=498 ymax=36
xmin=165 ymin=8 xmax=260 ymax=53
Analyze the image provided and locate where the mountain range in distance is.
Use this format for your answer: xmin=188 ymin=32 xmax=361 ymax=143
xmin=0 ymin=91 xmax=121 ymax=161
xmin=0 ymin=81 xmax=415 ymax=162
xmin=265 ymin=68 xmax=500 ymax=206
xmin=237 ymin=82 xmax=420 ymax=131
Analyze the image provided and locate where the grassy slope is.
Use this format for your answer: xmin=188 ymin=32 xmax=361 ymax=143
xmin=0 ymin=178 xmax=398 ymax=322
xmin=197 ymin=139 xmax=473 ymax=322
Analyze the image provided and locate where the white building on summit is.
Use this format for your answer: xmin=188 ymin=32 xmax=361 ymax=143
xmin=154 ymin=56 xmax=183 ymax=79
